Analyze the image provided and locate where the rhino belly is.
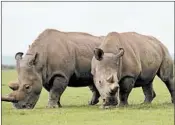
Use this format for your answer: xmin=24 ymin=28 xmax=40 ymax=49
xmin=68 ymin=73 xmax=93 ymax=87
xmin=134 ymin=69 xmax=158 ymax=87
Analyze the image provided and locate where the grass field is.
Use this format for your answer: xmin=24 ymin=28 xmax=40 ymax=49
xmin=1 ymin=70 xmax=174 ymax=125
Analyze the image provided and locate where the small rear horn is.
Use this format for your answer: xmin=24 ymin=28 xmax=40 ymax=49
xmin=8 ymin=82 xmax=19 ymax=90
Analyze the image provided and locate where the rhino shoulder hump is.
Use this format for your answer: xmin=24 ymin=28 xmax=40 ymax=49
xmin=43 ymin=28 xmax=60 ymax=33
xmin=107 ymin=32 xmax=120 ymax=37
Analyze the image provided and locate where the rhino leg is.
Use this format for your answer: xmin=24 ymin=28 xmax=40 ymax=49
xmin=119 ymin=77 xmax=135 ymax=106
xmin=157 ymin=58 xmax=175 ymax=103
xmin=165 ymin=78 xmax=175 ymax=103
xmin=88 ymin=84 xmax=100 ymax=105
xmin=47 ymin=76 xmax=67 ymax=108
xmin=142 ymin=80 xmax=156 ymax=104
xmin=161 ymin=77 xmax=175 ymax=103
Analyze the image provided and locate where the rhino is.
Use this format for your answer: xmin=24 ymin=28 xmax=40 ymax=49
xmin=2 ymin=29 xmax=104 ymax=109
xmin=91 ymin=32 xmax=174 ymax=108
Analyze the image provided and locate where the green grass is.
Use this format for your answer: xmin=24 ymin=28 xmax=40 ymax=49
xmin=2 ymin=70 xmax=174 ymax=125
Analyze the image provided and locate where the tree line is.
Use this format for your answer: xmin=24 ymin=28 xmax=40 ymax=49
xmin=2 ymin=64 xmax=16 ymax=70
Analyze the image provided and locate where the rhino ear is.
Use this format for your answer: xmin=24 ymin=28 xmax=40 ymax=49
xmin=115 ymin=48 xmax=124 ymax=58
xmin=94 ymin=48 xmax=104 ymax=61
xmin=15 ymin=52 xmax=23 ymax=60
xmin=28 ymin=52 xmax=39 ymax=66
xmin=15 ymin=52 xmax=23 ymax=72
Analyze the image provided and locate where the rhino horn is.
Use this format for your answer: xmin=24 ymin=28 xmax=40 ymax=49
xmin=107 ymin=75 xmax=114 ymax=83
xmin=1 ymin=95 xmax=17 ymax=103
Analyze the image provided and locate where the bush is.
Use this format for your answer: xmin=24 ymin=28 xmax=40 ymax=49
xmin=2 ymin=64 xmax=16 ymax=70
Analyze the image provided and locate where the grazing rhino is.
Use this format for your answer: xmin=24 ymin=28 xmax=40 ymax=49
xmin=91 ymin=32 xmax=174 ymax=109
xmin=2 ymin=29 xmax=104 ymax=109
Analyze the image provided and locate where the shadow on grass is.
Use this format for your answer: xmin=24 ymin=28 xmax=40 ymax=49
xmin=35 ymin=104 xmax=100 ymax=110
xmin=34 ymin=102 xmax=174 ymax=110
xmin=63 ymin=104 xmax=100 ymax=109
xmin=118 ymin=102 xmax=174 ymax=110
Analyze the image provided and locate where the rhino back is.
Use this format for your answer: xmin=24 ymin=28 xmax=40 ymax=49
xmin=100 ymin=32 xmax=168 ymax=82
xmin=28 ymin=29 xmax=102 ymax=87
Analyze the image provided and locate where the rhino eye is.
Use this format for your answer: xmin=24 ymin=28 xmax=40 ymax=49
xmin=99 ymin=81 xmax=103 ymax=87
xmin=26 ymin=86 xmax=30 ymax=89
xmin=24 ymin=84 xmax=32 ymax=93
xmin=25 ymin=85 xmax=30 ymax=90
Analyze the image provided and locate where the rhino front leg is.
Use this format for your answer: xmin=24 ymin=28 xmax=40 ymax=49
xmin=119 ymin=77 xmax=134 ymax=106
xmin=47 ymin=76 xmax=67 ymax=108
xmin=119 ymin=90 xmax=132 ymax=106
xmin=88 ymin=84 xmax=100 ymax=105
xmin=142 ymin=81 xmax=156 ymax=104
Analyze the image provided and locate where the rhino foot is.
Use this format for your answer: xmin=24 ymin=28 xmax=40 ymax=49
xmin=118 ymin=102 xmax=128 ymax=107
xmin=88 ymin=99 xmax=99 ymax=105
xmin=46 ymin=104 xmax=62 ymax=108
xmin=171 ymin=96 xmax=175 ymax=104
xmin=47 ymin=101 xmax=62 ymax=108
xmin=99 ymin=105 xmax=117 ymax=109
xmin=46 ymin=105 xmax=57 ymax=108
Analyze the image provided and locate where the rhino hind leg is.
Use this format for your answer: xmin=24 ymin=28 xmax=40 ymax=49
xmin=157 ymin=57 xmax=175 ymax=103
xmin=88 ymin=84 xmax=100 ymax=105
xmin=142 ymin=80 xmax=156 ymax=104
xmin=164 ymin=78 xmax=175 ymax=103
xmin=160 ymin=77 xmax=175 ymax=103
xmin=47 ymin=76 xmax=67 ymax=108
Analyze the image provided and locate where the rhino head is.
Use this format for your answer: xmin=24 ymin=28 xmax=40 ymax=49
xmin=91 ymin=48 xmax=124 ymax=108
xmin=1 ymin=52 xmax=43 ymax=109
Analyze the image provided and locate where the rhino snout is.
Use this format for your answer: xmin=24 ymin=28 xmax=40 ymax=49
xmin=102 ymin=96 xmax=118 ymax=106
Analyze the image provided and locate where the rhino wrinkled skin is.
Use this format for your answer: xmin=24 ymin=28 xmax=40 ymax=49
xmin=91 ymin=32 xmax=174 ymax=108
xmin=2 ymin=29 xmax=104 ymax=109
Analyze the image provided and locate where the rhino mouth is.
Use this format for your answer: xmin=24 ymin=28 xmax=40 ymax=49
xmin=13 ymin=102 xmax=35 ymax=109
xmin=101 ymin=96 xmax=118 ymax=109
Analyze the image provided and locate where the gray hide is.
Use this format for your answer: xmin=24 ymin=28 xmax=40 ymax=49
xmin=91 ymin=32 xmax=174 ymax=108
xmin=2 ymin=29 xmax=104 ymax=109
